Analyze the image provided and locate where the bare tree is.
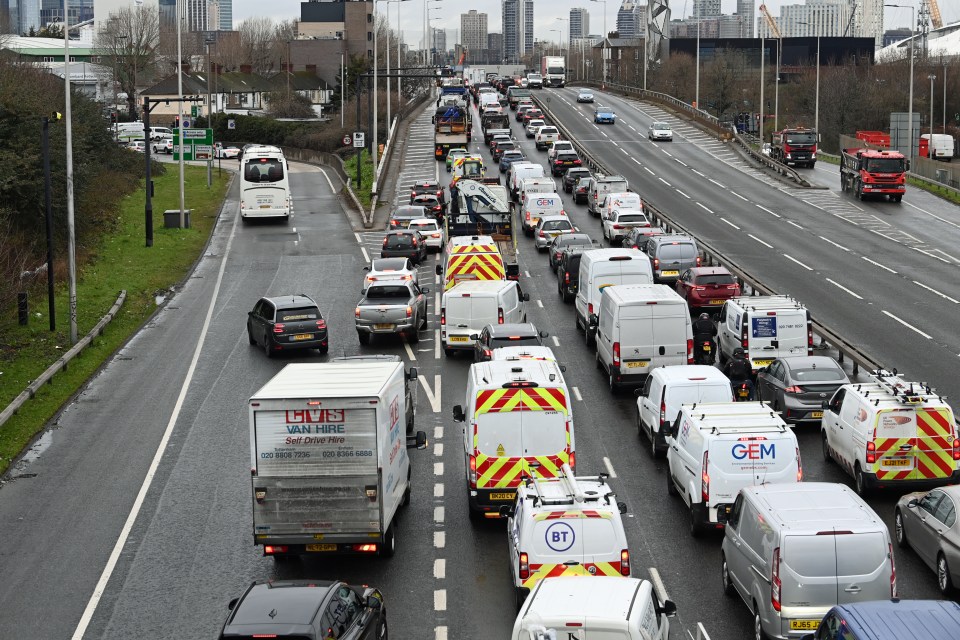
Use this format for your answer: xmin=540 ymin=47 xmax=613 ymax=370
xmin=95 ymin=5 xmax=160 ymax=118
xmin=239 ymin=17 xmax=276 ymax=74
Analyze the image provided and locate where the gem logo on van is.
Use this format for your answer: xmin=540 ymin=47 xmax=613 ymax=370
xmin=536 ymin=198 xmax=557 ymax=207
xmin=732 ymin=442 xmax=776 ymax=460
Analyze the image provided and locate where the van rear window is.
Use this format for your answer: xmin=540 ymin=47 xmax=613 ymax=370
xmin=835 ymin=532 xmax=886 ymax=576
xmin=658 ymin=243 xmax=696 ymax=260
xmin=783 ymin=535 xmax=837 ymax=577
xmin=244 ymin=159 xmax=284 ymax=182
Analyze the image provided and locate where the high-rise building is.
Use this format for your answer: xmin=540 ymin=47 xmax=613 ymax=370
xmin=736 ymin=0 xmax=754 ymax=37
xmin=502 ymin=0 xmax=532 ymax=62
xmin=693 ymin=0 xmax=720 ymax=19
xmin=39 ymin=0 xmax=94 ymax=28
xmin=487 ymin=31 xmax=502 ymax=61
xmin=522 ymin=0 xmax=533 ymax=55
xmin=758 ymin=0 xmax=854 ymax=39
xmin=217 ymin=0 xmax=230 ymax=30
xmin=185 ymin=0 xmax=210 ymax=31
xmin=616 ymin=0 xmax=637 ymax=37
xmin=431 ymin=26 xmax=446 ymax=53
xmin=570 ymin=7 xmax=589 ymax=41
xmin=18 ymin=0 xmax=39 ymax=32
xmin=461 ymin=10 xmax=487 ymax=56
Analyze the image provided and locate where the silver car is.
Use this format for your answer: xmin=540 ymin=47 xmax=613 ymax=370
xmin=895 ymin=486 xmax=960 ymax=595
xmin=533 ymin=215 xmax=575 ymax=251
xmin=648 ymin=122 xmax=673 ymax=141
xmin=577 ymin=89 xmax=594 ymax=103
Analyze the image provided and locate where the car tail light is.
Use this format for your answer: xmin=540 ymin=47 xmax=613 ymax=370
xmin=264 ymin=545 xmax=288 ymax=555
xmin=741 ymin=324 xmax=748 ymax=352
xmin=588 ymin=303 xmax=593 ymax=315
xmin=953 ymin=438 xmax=960 ymax=461
xmin=696 ymin=256 xmax=702 ymax=267
xmin=389 ymin=221 xmax=398 ymax=228
xmin=620 ymin=549 xmax=630 ymax=576
xmin=889 ymin=543 xmax=897 ymax=597
xmin=519 ymin=552 xmax=530 ymax=580
xmin=613 ymin=342 xmax=620 ymax=367
xmin=808 ymin=324 xmax=814 ymax=355
xmin=411 ymin=191 xmax=416 ymax=198
xmin=406 ymin=306 xmax=413 ymax=318
xmin=468 ymin=452 xmax=477 ymax=487
xmin=694 ymin=285 xmax=706 ymax=292
xmin=613 ymin=224 xmax=623 ymax=230
xmin=352 ymin=544 xmax=378 ymax=553
xmin=316 ymin=319 xmax=326 ymax=330
xmin=412 ymin=237 xmax=418 ymax=246
xmin=771 ymin=547 xmax=782 ymax=611
xmin=569 ymin=450 xmax=575 ymax=471
xmin=539 ymin=231 xmax=545 ymax=237
xmin=659 ymin=398 xmax=666 ymax=429
xmin=687 ymin=338 xmax=694 ymax=364
xmin=431 ymin=233 xmax=441 ymax=238
xmin=440 ymin=308 xmax=446 ymax=325
xmin=436 ymin=191 xmax=442 ymax=197
xmin=866 ymin=440 xmax=876 ymax=464
xmin=654 ymin=258 xmax=660 ymax=270
xmin=784 ymin=386 xmax=802 ymax=394
xmin=797 ymin=447 xmax=803 ymax=481
xmin=555 ymin=160 xmax=562 ymax=165
xmin=564 ymin=271 xmax=570 ymax=284
xmin=273 ymin=323 xmax=284 ymax=333
xmin=355 ymin=308 xmax=361 ymax=319
xmin=701 ymin=451 xmax=710 ymax=502
xmin=574 ymin=159 xmax=582 ymax=165
xmin=498 ymin=307 xmax=504 ymax=324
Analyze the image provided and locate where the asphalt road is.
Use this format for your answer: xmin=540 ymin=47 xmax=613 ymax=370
xmin=0 ymin=92 xmax=952 ymax=640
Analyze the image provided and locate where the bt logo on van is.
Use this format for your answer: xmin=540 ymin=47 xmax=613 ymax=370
xmin=544 ymin=522 xmax=576 ymax=552
xmin=732 ymin=442 xmax=776 ymax=460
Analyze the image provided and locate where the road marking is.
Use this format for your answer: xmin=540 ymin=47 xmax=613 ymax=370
xmin=70 ymin=189 xmax=244 ymax=640
xmin=524 ymin=270 xmax=531 ymax=277
xmin=914 ymin=246 xmax=952 ymax=264
xmin=696 ymin=203 xmax=714 ymax=214
xmin=573 ymin=386 xmax=583 ymax=401
xmin=721 ymin=218 xmax=741 ymax=230
xmin=434 ymin=531 xmax=446 ymax=548
xmin=354 ymin=232 xmax=362 ymax=243
xmin=434 ymin=559 xmax=446 ymax=580
xmin=628 ymin=124 xmax=637 ymax=131
xmin=434 ymin=483 xmax=444 ymax=498
xmin=621 ymin=148 xmax=630 ymax=155
xmin=403 ymin=339 xmax=417 ymax=361
xmin=632 ymin=158 xmax=642 ymax=165
xmin=659 ymin=177 xmax=671 ymax=186
xmin=611 ymin=141 xmax=620 ymax=147
xmin=882 ymin=310 xmax=933 ymax=339
xmin=675 ymin=159 xmax=688 ymax=167
xmin=435 ymin=628 xmax=448 ymax=640
xmin=419 ymin=374 xmax=442 ymax=413
xmin=786 ymin=220 xmax=803 ymax=229
xmin=782 ymin=254 xmax=814 ymax=271
xmin=434 ymin=462 xmax=444 ymax=475
xmin=434 ymin=329 xmax=441 ymax=359
xmin=730 ymin=191 xmax=748 ymax=201
xmin=862 ymin=256 xmax=897 ymax=273
xmin=434 ymin=426 xmax=443 ymax=440
xmin=748 ymin=234 xmax=773 ymax=249
xmin=536 ymin=299 xmax=544 ymax=307
xmin=434 ymin=443 xmax=444 ymax=456
xmin=649 ymin=567 xmax=670 ymax=602
xmin=818 ymin=235 xmax=850 ymax=252
xmin=692 ymin=169 xmax=705 ymax=177
xmin=709 ymin=178 xmax=726 ymax=188
xmin=318 ymin=166 xmax=335 ymax=192
xmin=756 ymin=204 xmax=781 ymax=218
xmin=676 ymin=189 xmax=691 ymax=199
xmin=826 ymin=278 xmax=863 ymax=299
xmin=603 ymin=457 xmax=618 ymax=478
xmin=434 ymin=589 xmax=447 ymax=611
xmin=600 ymin=131 xmax=608 ymax=137
xmin=435 ymin=291 xmax=440 ymax=309
xmin=551 ymin=335 xmax=559 ymax=347
xmin=914 ymin=281 xmax=960 ymax=303
xmin=434 ymin=506 xmax=444 ymax=523
xmin=361 ymin=247 xmax=370 ymax=262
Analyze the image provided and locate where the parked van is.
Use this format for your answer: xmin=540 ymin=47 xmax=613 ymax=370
xmin=453 ymin=358 xmax=575 ymax=518
xmin=588 ymin=174 xmax=630 ymax=217
xmin=599 ymin=191 xmax=643 ymax=220
xmin=666 ymin=402 xmax=801 ymax=535
xmin=574 ymin=249 xmax=653 ymax=345
xmin=717 ymin=295 xmax=812 ymax=372
xmin=720 ymin=483 xmax=895 ymax=640
xmin=594 ymin=284 xmax=693 ymax=391
xmin=520 ymin=192 xmax=564 ymax=236
xmin=645 ymin=234 xmax=701 ymax=284
xmin=822 ymin=370 xmax=960 ymax=495
xmin=441 ymin=280 xmax=528 ymax=356
xmin=919 ymin=133 xmax=955 ymax=161
xmin=636 ymin=365 xmax=733 ymax=458
xmin=804 ymin=600 xmax=960 ymax=640
xmin=509 ymin=163 xmax=546 ymax=200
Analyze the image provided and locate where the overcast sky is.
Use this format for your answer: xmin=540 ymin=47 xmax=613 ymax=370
xmin=233 ymin=0 xmax=960 ymax=48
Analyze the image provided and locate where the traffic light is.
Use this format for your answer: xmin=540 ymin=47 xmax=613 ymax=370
xmin=173 ymin=116 xmax=179 ymax=128
xmin=110 ymin=111 xmax=117 ymax=124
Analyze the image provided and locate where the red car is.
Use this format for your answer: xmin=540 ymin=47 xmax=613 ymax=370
xmin=675 ymin=266 xmax=741 ymax=309
xmin=522 ymin=109 xmax=543 ymax=125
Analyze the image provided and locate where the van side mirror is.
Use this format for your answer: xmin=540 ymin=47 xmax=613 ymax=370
xmin=228 ymin=598 xmax=239 ymax=611
xmin=634 ymin=388 xmax=642 ymax=397
xmin=539 ymin=331 xmax=549 ymax=338
xmin=421 ymin=287 xmax=430 ymax=294
xmin=499 ymin=504 xmax=515 ymax=518
xmin=406 ymin=367 xmax=419 ymax=381
xmin=363 ymin=266 xmax=370 ymax=271
xmin=435 ymin=264 xmax=442 ymax=275
xmin=559 ymin=365 xmax=567 ymax=372
xmin=656 ymin=599 xmax=677 ymax=618
xmin=366 ymin=595 xmax=383 ymax=610
xmin=469 ymin=334 xmax=479 ymax=340
xmin=522 ymin=292 xmax=530 ymax=302
xmin=406 ymin=431 xmax=428 ymax=450
xmin=617 ymin=501 xmax=627 ymax=514
xmin=452 ymin=405 xmax=465 ymax=422
xmin=588 ymin=314 xmax=598 ymax=328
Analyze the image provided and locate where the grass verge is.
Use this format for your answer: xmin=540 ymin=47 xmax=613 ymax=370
xmin=0 ymin=164 xmax=231 ymax=475
xmin=343 ymin=149 xmax=375 ymax=209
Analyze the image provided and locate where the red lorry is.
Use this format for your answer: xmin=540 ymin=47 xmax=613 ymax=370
xmin=840 ymin=147 xmax=907 ymax=202
xmin=771 ymin=127 xmax=818 ymax=168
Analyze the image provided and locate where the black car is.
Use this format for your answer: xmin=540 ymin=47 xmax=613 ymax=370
xmin=381 ymin=230 xmax=427 ymax=264
xmin=573 ymin=176 xmax=594 ymax=204
xmin=389 ymin=205 xmax=429 ymax=229
xmin=411 ymin=193 xmax=445 ymax=219
xmin=563 ymin=167 xmax=592 ymax=193
xmin=410 ymin=180 xmax=444 ymax=205
xmin=548 ymin=233 xmax=594 ymax=270
xmin=247 ymin=294 xmax=328 ymax=357
xmin=472 ymin=323 xmax=548 ymax=362
xmin=219 ymin=580 xmax=386 ymax=640
xmin=551 ymin=152 xmax=582 ymax=176
xmin=556 ymin=247 xmax=587 ymax=302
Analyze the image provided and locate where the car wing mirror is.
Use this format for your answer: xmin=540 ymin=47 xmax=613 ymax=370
xmin=228 ymin=598 xmax=239 ymax=610
xmin=617 ymin=501 xmax=628 ymax=515
xmin=421 ymin=287 xmax=430 ymax=294
xmin=406 ymin=430 xmax=428 ymax=450
xmin=363 ymin=266 xmax=370 ymax=271
xmin=634 ymin=388 xmax=643 ymax=397
xmin=588 ymin=314 xmax=599 ymax=327
xmin=469 ymin=334 xmax=479 ymax=341
xmin=539 ymin=331 xmax=549 ymax=338
xmin=452 ymin=405 xmax=465 ymax=422
xmin=907 ymin=498 xmax=919 ymax=508
xmin=365 ymin=595 xmax=383 ymax=610
xmin=435 ymin=264 xmax=442 ymax=276
xmin=656 ymin=599 xmax=677 ymax=618
xmin=406 ymin=367 xmax=418 ymax=381
xmin=522 ymin=293 xmax=530 ymax=302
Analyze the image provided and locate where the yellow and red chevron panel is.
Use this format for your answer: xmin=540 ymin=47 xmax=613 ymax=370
xmin=873 ymin=408 xmax=956 ymax=481
xmin=521 ymin=562 xmax=624 ymax=589
xmin=534 ymin=511 xmax=613 ymax=521
xmin=474 ymin=387 xmax=568 ymax=415
xmin=451 ymin=244 xmax=497 ymax=254
xmin=444 ymin=253 xmax=505 ymax=289
xmin=475 ymin=452 xmax=570 ymax=488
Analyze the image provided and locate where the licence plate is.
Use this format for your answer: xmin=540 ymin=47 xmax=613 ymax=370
xmin=811 ymin=411 xmax=823 ymax=419
xmin=753 ymin=359 xmax=774 ymax=367
xmin=374 ymin=323 xmax=394 ymax=330
xmin=490 ymin=492 xmax=515 ymax=501
xmin=449 ymin=336 xmax=469 ymax=342
xmin=259 ymin=204 xmax=271 ymax=209
xmin=660 ymin=270 xmax=679 ymax=277
xmin=702 ymin=344 xmax=711 ymax=352
xmin=883 ymin=458 xmax=911 ymax=467
xmin=291 ymin=333 xmax=313 ymax=341
xmin=790 ymin=620 xmax=820 ymax=631
xmin=305 ymin=544 xmax=337 ymax=552
xmin=709 ymin=299 xmax=725 ymax=305
xmin=626 ymin=361 xmax=649 ymax=369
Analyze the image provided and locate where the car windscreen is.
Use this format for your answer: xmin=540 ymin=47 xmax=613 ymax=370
xmin=244 ymin=159 xmax=284 ymax=182
xmin=657 ymin=243 xmax=696 ymax=260
xmin=617 ymin=214 xmax=647 ymax=224
xmin=277 ymin=307 xmax=320 ymax=322
xmin=653 ymin=122 xmax=670 ymax=129
xmin=542 ymin=220 xmax=573 ymax=231
xmin=384 ymin=235 xmax=414 ymax=248
xmin=497 ymin=142 xmax=516 ymax=150
xmin=366 ymin=285 xmax=410 ymax=298
xmin=785 ymin=133 xmax=816 ymax=144
xmin=695 ymin=273 xmax=735 ymax=285
xmin=866 ymin=158 xmax=905 ymax=173
xmin=790 ymin=367 xmax=845 ymax=383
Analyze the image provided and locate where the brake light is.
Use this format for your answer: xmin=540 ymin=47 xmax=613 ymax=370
xmin=866 ymin=440 xmax=876 ymax=464
xmin=620 ymin=549 xmax=630 ymax=576
xmin=654 ymin=258 xmax=660 ymax=270
xmin=564 ymin=271 xmax=570 ymax=284
xmin=355 ymin=307 xmax=361 ymax=319
xmin=588 ymin=303 xmax=593 ymax=315
xmin=390 ymin=220 xmax=398 ymax=228
xmin=569 ymin=450 xmax=575 ymax=471
xmin=808 ymin=324 xmax=814 ymax=355
xmin=953 ymin=438 xmax=960 ymax=461
xmin=498 ymin=307 xmax=504 ymax=324
xmin=412 ymin=237 xmax=418 ymax=246
xmin=316 ymin=319 xmax=326 ymax=329
xmin=797 ymin=447 xmax=803 ymax=481
xmin=264 ymin=545 xmax=288 ymax=555
xmin=273 ymin=323 xmax=284 ymax=333
xmin=352 ymin=544 xmax=378 ymax=553
xmin=613 ymin=224 xmax=623 ymax=230
xmin=741 ymin=324 xmax=748 ymax=352
xmin=383 ymin=237 xmax=389 ymax=246
xmin=406 ymin=306 xmax=413 ymax=318
xmin=431 ymin=233 xmax=441 ymax=238
xmin=441 ymin=308 xmax=446 ymax=325
xmin=696 ymin=255 xmax=702 ymax=267
xmin=468 ymin=452 xmax=477 ymax=487
xmin=771 ymin=547 xmax=782 ymax=611
xmin=687 ymin=338 xmax=694 ymax=364
xmin=436 ymin=191 xmax=442 ymax=197
xmin=701 ymin=451 xmax=710 ymax=502
xmin=784 ymin=386 xmax=802 ymax=394
xmin=889 ymin=543 xmax=897 ymax=597
xmin=411 ymin=191 xmax=416 ymax=198
xmin=519 ymin=552 xmax=529 ymax=579
xmin=613 ymin=342 xmax=620 ymax=367
xmin=694 ymin=285 xmax=706 ymax=291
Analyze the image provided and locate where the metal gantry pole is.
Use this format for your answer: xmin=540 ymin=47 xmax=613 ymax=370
xmin=63 ymin=0 xmax=78 ymax=344
xmin=177 ymin=0 xmax=186 ymax=228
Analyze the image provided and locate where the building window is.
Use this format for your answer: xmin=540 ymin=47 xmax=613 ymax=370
xmin=368 ymin=31 xmax=372 ymax=41
xmin=367 ymin=13 xmax=372 ymax=23
xmin=42 ymin=56 xmax=54 ymax=62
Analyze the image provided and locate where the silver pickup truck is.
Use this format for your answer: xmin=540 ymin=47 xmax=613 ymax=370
xmin=355 ymin=282 xmax=429 ymax=344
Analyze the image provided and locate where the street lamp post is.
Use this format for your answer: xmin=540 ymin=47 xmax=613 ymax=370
xmin=928 ymin=74 xmax=936 ymax=137
xmin=63 ymin=0 xmax=78 ymax=343
xmin=591 ymin=0 xmax=607 ymax=82
xmin=885 ymin=4 xmax=915 ymax=159
xmin=695 ymin=0 xmax=700 ymax=109
xmin=759 ymin=37 xmax=765 ymax=139
xmin=774 ymin=37 xmax=781 ymax=131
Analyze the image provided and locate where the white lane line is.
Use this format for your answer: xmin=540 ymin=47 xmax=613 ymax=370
xmin=786 ymin=220 xmax=803 ymax=229
xmin=692 ymin=169 xmax=705 ymax=177
xmin=435 ymin=291 xmax=440 ymax=309
xmin=434 ymin=590 xmax=447 ymax=611
xmin=862 ymin=256 xmax=897 ymax=273
xmin=403 ymin=339 xmax=417 ymax=361
xmin=573 ymin=386 xmax=583 ymax=401
xmin=435 ymin=625 xmax=448 ymax=639
xmin=632 ymin=158 xmax=642 ymax=165
xmin=628 ymin=124 xmax=637 ymax=131
xmin=434 ymin=558 xmax=446 ymax=579
xmin=819 ymin=236 xmax=850 ymax=252
xmin=649 ymin=567 xmax=671 ymax=602
xmin=600 ymin=131 xmax=609 ymax=138
xmin=697 ymin=203 xmax=714 ymax=214
xmin=644 ymin=167 xmax=655 ymax=175
xmin=675 ymin=159 xmax=688 ymax=167
xmin=658 ymin=177 xmax=672 ymax=186
xmin=675 ymin=189 xmax=691 ymax=199
xmin=914 ymin=246 xmax=952 ymax=264
xmin=749 ymin=234 xmax=774 ymax=249
xmin=826 ymin=278 xmax=863 ymax=299
xmin=709 ymin=178 xmax=726 ymax=188
xmin=611 ymin=141 xmax=620 ymax=147
xmin=914 ymin=281 xmax=960 ymax=304
xmin=756 ymin=204 xmax=781 ymax=218
xmin=434 ymin=462 xmax=444 ymax=475
xmin=621 ymin=148 xmax=630 ymax=155
xmin=318 ymin=167 xmax=335 ymax=192
xmin=551 ymin=336 xmax=560 ymax=347
xmin=434 ymin=443 xmax=444 ymax=457
xmin=434 ymin=483 xmax=444 ymax=498
xmin=354 ymin=232 xmax=362 ymax=243
xmin=721 ymin=218 xmax=741 ymax=230
xmin=603 ymin=457 xmax=618 ymax=478
xmin=882 ymin=310 xmax=933 ymax=339
xmin=524 ymin=270 xmax=531 ymax=277
xmin=782 ymin=254 xmax=814 ymax=271
xmin=434 ymin=506 xmax=445 ymax=523
xmin=662 ymin=150 xmax=673 ymax=158
xmin=434 ymin=531 xmax=446 ymax=548
xmin=361 ymin=246 xmax=370 ymax=262
xmin=434 ymin=426 xmax=443 ymax=440
xmin=730 ymin=191 xmax=748 ymax=201
xmin=536 ymin=299 xmax=544 ymax=308
xmin=434 ymin=329 xmax=441 ymax=359
xmin=419 ymin=375 xmax=442 ymax=413
xmin=71 ymin=194 xmax=243 ymax=640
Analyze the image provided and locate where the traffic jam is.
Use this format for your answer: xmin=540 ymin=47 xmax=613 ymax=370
xmin=223 ymin=72 xmax=960 ymax=640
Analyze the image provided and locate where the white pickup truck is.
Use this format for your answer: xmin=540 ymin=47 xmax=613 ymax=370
xmin=535 ymin=126 xmax=560 ymax=151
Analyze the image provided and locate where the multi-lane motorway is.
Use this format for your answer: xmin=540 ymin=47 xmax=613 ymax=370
xmin=0 ymin=86 xmax=955 ymax=639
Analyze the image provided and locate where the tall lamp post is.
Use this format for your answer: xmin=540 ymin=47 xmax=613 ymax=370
xmin=63 ymin=0 xmax=78 ymax=343
xmin=885 ymin=4 xmax=915 ymax=159
xmin=773 ymin=36 xmax=781 ymax=130
xmin=928 ymin=74 xmax=936 ymax=137
xmin=549 ymin=29 xmax=561 ymax=55
xmin=591 ymin=0 xmax=607 ymax=81
xmin=555 ymin=17 xmax=568 ymax=58
xmin=759 ymin=37 xmax=765 ymax=139
xmin=695 ymin=0 xmax=700 ymax=109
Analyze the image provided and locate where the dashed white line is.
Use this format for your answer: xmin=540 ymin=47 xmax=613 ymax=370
xmin=721 ymin=218 xmax=741 ymax=230
xmin=818 ymin=236 xmax=850 ymax=252
xmin=551 ymin=335 xmax=560 ymax=347
xmin=435 ymin=627 xmax=448 ymax=640
xmin=692 ymin=169 xmax=705 ymax=177
xmin=434 ymin=426 xmax=443 ymax=440
xmin=354 ymin=232 xmax=362 ymax=243
xmin=631 ymin=158 xmax=642 ymax=165
xmin=756 ymin=204 xmax=781 ymax=218
xmin=862 ymin=256 xmax=897 ymax=273
xmin=882 ymin=310 xmax=932 ymax=339
xmin=658 ymin=177 xmax=672 ymax=186
xmin=913 ymin=281 xmax=960 ymax=304
xmin=628 ymin=124 xmax=637 ymax=131
xmin=675 ymin=159 xmax=688 ymax=167
xmin=403 ymin=340 xmax=417 ymax=361
xmin=709 ymin=178 xmax=726 ymax=188
xmin=786 ymin=220 xmax=803 ymax=229
xmin=536 ymin=299 xmax=544 ymax=308
xmin=748 ymin=234 xmax=774 ymax=249
xmin=644 ymin=167 xmax=655 ymax=175
xmin=661 ymin=150 xmax=673 ymax=158
xmin=361 ymin=247 xmax=370 ymax=262
xmin=782 ymin=254 xmax=814 ymax=271
xmin=696 ymin=203 xmax=714 ymax=214
xmin=434 ymin=559 xmax=446 ymax=579
xmin=434 ymin=462 xmax=444 ymax=476
xmin=434 ymin=506 xmax=445 ymax=523
xmin=826 ymin=278 xmax=863 ymax=299
xmin=621 ymin=148 xmax=630 ymax=155
xmin=611 ymin=141 xmax=620 ymax=147
xmin=524 ymin=270 xmax=531 ymax=277
xmin=434 ymin=483 xmax=444 ymax=498
xmin=434 ymin=589 xmax=447 ymax=611
xmin=434 ymin=443 xmax=444 ymax=456
xmin=434 ymin=531 xmax=446 ymax=548
xmin=603 ymin=457 xmax=618 ymax=478
xmin=573 ymin=386 xmax=583 ymax=401
xmin=914 ymin=246 xmax=952 ymax=264
xmin=434 ymin=329 xmax=441 ymax=359
xmin=730 ymin=191 xmax=748 ymax=201
xmin=675 ymin=189 xmax=691 ymax=199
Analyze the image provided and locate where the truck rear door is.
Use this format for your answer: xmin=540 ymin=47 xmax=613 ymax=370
xmin=874 ymin=407 xmax=957 ymax=483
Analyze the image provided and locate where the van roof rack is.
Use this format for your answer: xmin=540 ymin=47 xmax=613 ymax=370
xmin=524 ymin=465 xmax=612 ymax=508
xmin=867 ymin=369 xmax=942 ymax=404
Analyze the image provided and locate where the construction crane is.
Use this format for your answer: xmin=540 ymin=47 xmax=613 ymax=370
xmin=928 ymin=0 xmax=943 ymax=29
xmin=759 ymin=4 xmax=782 ymax=38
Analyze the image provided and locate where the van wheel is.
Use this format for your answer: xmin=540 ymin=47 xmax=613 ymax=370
xmin=854 ymin=463 xmax=870 ymax=497
xmin=667 ymin=472 xmax=678 ymax=497
xmin=689 ymin=507 xmax=704 ymax=537
xmin=515 ymin=587 xmax=526 ymax=612
xmin=444 ymin=348 xmax=454 ymax=357
xmin=721 ymin=554 xmax=735 ymax=596
xmin=895 ymin=509 xmax=908 ymax=548
xmin=608 ymin=372 xmax=619 ymax=394
xmin=753 ymin=605 xmax=768 ymax=640
xmin=938 ymin=553 xmax=954 ymax=595
xmin=381 ymin=526 xmax=396 ymax=558
xmin=821 ymin=431 xmax=832 ymax=463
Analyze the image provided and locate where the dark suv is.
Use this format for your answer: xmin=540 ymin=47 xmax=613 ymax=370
xmin=645 ymin=234 xmax=701 ymax=284
xmin=381 ymin=230 xmax=427 ymax=264
xmin=472 ymin=322 xmax=548 ymax=361
xmin=220 ymin=580 xmax=386 ymax=640
xmin=556 ymin=247 xmax=587 ymax=302
xmin=563 ymin=167 xmax=591 ymax=193
xmin=247 ymin=294 xmax=328 ymax=357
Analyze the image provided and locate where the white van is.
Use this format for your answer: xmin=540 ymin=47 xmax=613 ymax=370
xmin=240 ymin=145 xmax=291 ymax=221
xmin=520 ymin=191 xmax=564 ymax=236
xmin=920 ymin=133 xmax=955 ymax=161
xmin=717 ymin=296 xmax=811 ymax=372
xmin=513 ymin=577 xmax=676 ymax=640
xmin=588 ymin=174 xmax=630 ymax=216
xmin=479 ymin=91 xmax=500 ymax=113
xmin=599 ymin=192 xmax=643 ymax=221
xmin=665 ymin=402 xmax=801 ymax=535
xmin=509 ymin=163 xmax=546 ymax=200
xmin=114 ymin=121 xmax=145 ymax=142
xmin=822 ymin=370 xmax=960 ymax=495
xmin=636 ymin=365 xmax=733 ymax=458
xmin=574 ymin=249 xmax=653 ymax=345
xmin=441 ymin=280 xmax=528 ymax=356
xmin=594 ymin=284 xmax=693 ymax=392
xmin=518 ymin=177 xmax=557 ymax=210
xmin=720 ymin=483 xmax=895 ymax=640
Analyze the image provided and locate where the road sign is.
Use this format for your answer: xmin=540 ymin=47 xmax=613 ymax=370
xmin=182 ymin=119 xmax=191 ymax=128
xmin=228 ymin=119 xmax=236 ymax=130
xmin=353 ymin=131 xmax=365 ymax=148
xmin=173 ymin=128 xmax=215 ymax=161
xmin=343 ymin=134 xmax=351 ymax=146
xmin=195 ymin=145 xmax=213 ymax=160
xmin=191 ymin=105 xmax=199 ymax=118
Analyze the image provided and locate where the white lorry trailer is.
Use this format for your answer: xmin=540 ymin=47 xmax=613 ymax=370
xmin=249 ymin=361 xmax=427 ymax=559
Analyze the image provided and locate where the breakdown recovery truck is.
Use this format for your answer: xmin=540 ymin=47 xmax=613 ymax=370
xmin=442 ymin=179 xmax=519 ymax=282
xmin=770 ymin=127 xmax=818 ymax=168
xmin=840 ymin=147 xmax=908 ymax=203
xmin=449 ymin=156 xmax=485 ymax=206
xmin=434 ymin=104 xmax=469 ymax=160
